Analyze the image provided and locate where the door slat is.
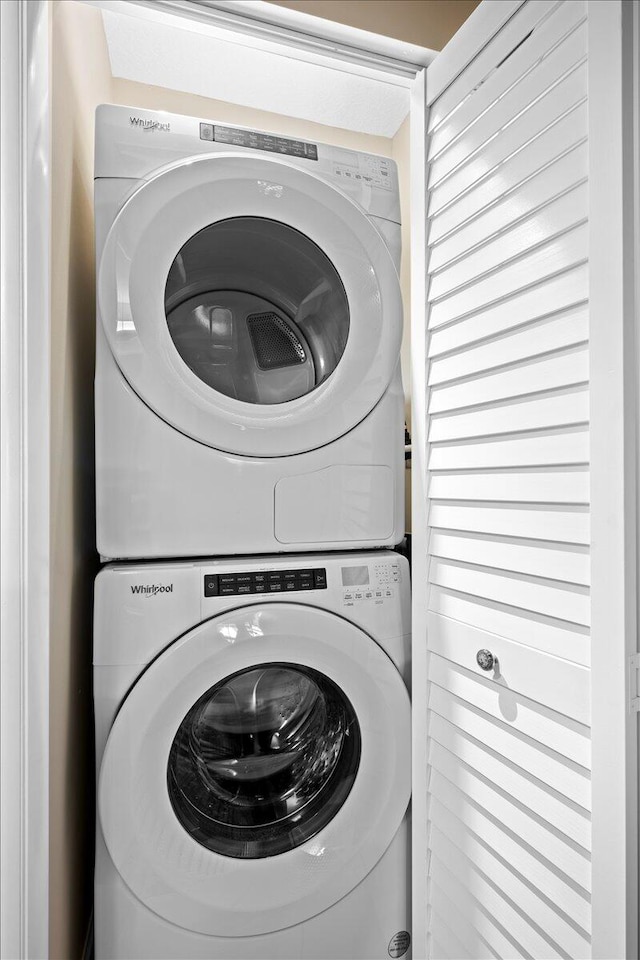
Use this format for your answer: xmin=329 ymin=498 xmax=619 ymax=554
xmin=429 ymin=557 xmax=590 ymax=625
xmin=429 ymin=387 xmax=589 ymax=443
xmin=429 ymin=345 xmax=589 ymax=413
xmin=428 ymin=467 xmax=589 ymax=504
xmin=429 ymin=307 xmax=588 ymax=386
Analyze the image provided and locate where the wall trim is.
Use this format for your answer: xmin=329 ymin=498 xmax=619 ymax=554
xmin=86 ymin=0 xmax=434 ymax=82
xmin=408 ymin=66 xmax=428 ymax=960
xmin=588 ymin=2 xmax=639 ymax=957
xmin=0 ymin=1 xmax=50 ymax=957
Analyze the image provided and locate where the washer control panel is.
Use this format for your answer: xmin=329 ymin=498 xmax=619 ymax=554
xmin=204 ymin=567 xmax=327 ymax=597
xmin=341 ymin=559 xmax=402 ymax=607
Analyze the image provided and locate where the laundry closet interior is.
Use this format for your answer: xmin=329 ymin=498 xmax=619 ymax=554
xmin=45 ymin=1 xmax=639 ymax=960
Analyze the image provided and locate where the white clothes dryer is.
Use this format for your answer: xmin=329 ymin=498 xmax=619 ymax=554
xmin=94 ymin=551 xmax=411 ymax=960
xmin=95 ymin=105 xmax=405 ymax=559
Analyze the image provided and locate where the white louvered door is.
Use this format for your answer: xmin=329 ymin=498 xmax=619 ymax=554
xmin=418 ymin=2 xmax=638 ymax=959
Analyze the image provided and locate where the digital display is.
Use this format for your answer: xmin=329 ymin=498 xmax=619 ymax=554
xmin=341 ymin=566 xmax=369 ymax=587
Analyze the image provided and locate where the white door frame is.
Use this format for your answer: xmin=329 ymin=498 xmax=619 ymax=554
xmin=0 ymin=1 xmax=50 ymax=958
xmin=588 ymin=3 xmax=639 ymax=957
xmin=2 ymin=1 xmax=638 ymax=958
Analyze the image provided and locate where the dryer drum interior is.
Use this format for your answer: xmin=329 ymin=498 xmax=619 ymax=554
xmin=167 ymin=661 xmax=361 ymax=859
xmin=164 ymin=217 xmax=351 ymax=405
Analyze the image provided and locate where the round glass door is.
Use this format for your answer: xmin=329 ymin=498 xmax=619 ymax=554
xmin=167 ymin=662 xmax=360 ymax=858
xmin=165 ymin=218 xmax=350 ymax=405
xmin=99 ymin=153 xmax=403 ymax=456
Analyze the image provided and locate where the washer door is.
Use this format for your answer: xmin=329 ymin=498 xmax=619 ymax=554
xmin=98 ymin=603 xmax=410 ymax=937
xmin=98 ymin=153 xmax=402 ymax=457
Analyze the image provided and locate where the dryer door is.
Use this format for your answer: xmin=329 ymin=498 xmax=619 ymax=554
xmin=98 ymin=602 xmax=410 ymax=937
xmin=97 ymin=153 xmax=402 ymax=457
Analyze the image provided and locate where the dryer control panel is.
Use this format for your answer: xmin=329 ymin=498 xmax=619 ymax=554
xmin=199 ymin=123 xmax=319 ymax=161
xmin=95 ymin=105 xmax=401 ymax=226
xmin=341 ymin=558 xmax=402 ymax=608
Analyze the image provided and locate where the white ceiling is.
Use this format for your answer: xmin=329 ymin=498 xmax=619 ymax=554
xmin=101 ymin=7 xmax=411 ymax=138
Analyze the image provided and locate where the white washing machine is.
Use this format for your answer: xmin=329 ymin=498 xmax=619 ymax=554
xmin=95 ymin=104 xmax=405 ymax=560
xmin=95 ymin=551 xmax=411 ymax=960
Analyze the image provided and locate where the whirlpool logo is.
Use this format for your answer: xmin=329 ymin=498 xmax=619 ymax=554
xmin=130 ymin=584 xmax=174 ymax=597
xmin=130 ymin=116 xmax=170 ymax=132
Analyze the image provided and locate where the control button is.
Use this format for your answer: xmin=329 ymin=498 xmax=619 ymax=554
xmin=313 ymin=569 xmax=327 ymax=589
xmin=284 ymin=581 xmax=297 ymax=591
xmin=296 ymin=580 xmax=315 ymax=590
xmin=254 ymin=584 xmax=266 ymax=593
xmin=235 ymin=574 xmax=252 ymax=585
xmin=204 ymin=575 xmax=219 ymax=597
xmin=253 ymin=573 xmax=266 ymax=584
xmin=283 ymin=571 xmax=297 ymax=581
xmin=365 ymin=591 xmax=372 ymax=598
xmin=344 ymin=593 xmax=353 ymax=600
xmin=219 ymin=574 xmax=237 ymax=585
xmin=237 ymin=585 xmax=252 ymax=595
xmin=268 ymin=572 xmax=283 ymax=582
xmin=385 ymin=589 xmax=392 ymax=597
xmin=298 ymin=570 xmax=313 ymax=581
xmin=268 ymin=582 xmax=283 ymax=592
xmin=375 ymin=591 xmax=383 ymax=598
xmin=354 ymin=592 xmax=363 ymax=600
xmin=220 ymin=585 xmax=237 ymax=596
xmin=199 ymin=122 xmax=214 ymax=141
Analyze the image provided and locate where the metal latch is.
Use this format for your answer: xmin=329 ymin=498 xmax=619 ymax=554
xmin=630 ymin=653 xmax=640 ymax=712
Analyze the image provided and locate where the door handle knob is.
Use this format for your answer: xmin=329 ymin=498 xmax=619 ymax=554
xmin=476 ymin=649 xmax=497 ymax=671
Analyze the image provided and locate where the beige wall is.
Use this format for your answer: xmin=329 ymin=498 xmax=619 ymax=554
xmin=110 ymin=77 xmax=393 ymax=156
xmin=266 ymin=0 xmax=480 ymax=50
xmin=50 ymin=3 xmax=114 ymax=958
xmin=51 ymin=3 xmax=414 ymax=957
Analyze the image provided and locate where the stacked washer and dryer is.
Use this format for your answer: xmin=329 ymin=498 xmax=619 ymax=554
xmin=93 ymin=104 xmax=411 ymax=960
